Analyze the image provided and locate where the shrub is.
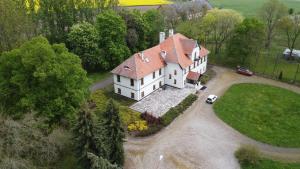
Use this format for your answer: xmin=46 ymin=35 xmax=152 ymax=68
xmin=135 ymin=125 xmax=164 ymax=137
xmin=162 ymin=94 xmax=198 ymax=126
xmin=235 ymin=145 xmax=260 ymax=167
xmin=119 ymin=106 xmax=141 ymax=126
xmin=200 ymin=75 xmax=209 ymax=84
xmin=128 ymin=120 xmax=148 ymax=131
xmin=141 ymin=112 xmax=162 ymax=125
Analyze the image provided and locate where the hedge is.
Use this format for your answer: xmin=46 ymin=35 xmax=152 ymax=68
xmin=162 ymin=94 xmax=198 ymax=126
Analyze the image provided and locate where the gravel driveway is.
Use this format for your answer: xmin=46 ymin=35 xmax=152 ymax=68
xmin=124 ymin=66 xmax=300 ymax=169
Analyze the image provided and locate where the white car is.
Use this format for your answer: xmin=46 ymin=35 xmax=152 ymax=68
xmin=206 ymin=95 xmax=218 ymax=104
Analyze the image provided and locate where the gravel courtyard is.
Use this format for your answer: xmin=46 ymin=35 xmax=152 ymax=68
xmin=130 ymin=86 xmax=196 ymax=117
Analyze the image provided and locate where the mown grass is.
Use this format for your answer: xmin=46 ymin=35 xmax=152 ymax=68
xmin=214 ymin=83 xmax=300 ymax=147
xmin=241 ymin=159 xmax=300 ymax=169
xmin=119 ymin=0 xmax=172 ymax=6
xmin=210 ymin=0 xmax=300 ymax=17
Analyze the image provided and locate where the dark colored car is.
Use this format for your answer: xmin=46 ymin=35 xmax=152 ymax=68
xmin=236 ymin=66 xmax=253 ymax=76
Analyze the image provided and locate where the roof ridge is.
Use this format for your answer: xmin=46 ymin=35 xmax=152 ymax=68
xmin=133 ymin=54 xmax=139 ymax=79
xmin=171 ymin=36 xmax=181 ymax=64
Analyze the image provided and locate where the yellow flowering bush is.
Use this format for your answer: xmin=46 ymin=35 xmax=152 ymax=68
xmin=128 ymin=120 xmax=148 ymax=131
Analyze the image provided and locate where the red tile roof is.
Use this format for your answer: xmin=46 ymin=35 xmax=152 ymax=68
xmin=111 ymin=33 xmax=209 ymax=79
xmin=187 ymin=71 xmax=201 ymax=81
xmin=111 ymin=45 xmax=165 ymax=79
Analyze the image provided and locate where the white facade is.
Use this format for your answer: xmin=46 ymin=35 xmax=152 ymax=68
xmin=114 ymin=68 xmax=165 ymax=101
xmin=113 ymin=52 xmax=208 ymax=101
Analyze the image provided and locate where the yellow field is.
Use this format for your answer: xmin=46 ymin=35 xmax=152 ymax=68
xmin=25 ymin=0 xmax=172 ymax=11
xmin=119 ymin=0 xmax=172 ymax=6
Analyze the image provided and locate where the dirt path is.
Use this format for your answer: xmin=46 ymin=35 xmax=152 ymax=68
xmin=124 ymin=66 xmax=300 ymax=169
xmin=89 ymin=75 xmax=113 ymax=92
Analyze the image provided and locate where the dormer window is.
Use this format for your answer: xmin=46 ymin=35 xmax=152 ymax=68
xmin=124 ymin=65 xmax=131 ymax=70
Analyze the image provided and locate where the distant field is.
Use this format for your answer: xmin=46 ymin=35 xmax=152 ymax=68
xmin=119 ymin=0 xmax=172 ymax=6
xmin=209 ymin=0 xmax=300 ymax=16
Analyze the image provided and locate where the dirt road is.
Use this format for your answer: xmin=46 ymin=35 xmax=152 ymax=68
xmin=124 ymin=66 xmax=300 ymax=169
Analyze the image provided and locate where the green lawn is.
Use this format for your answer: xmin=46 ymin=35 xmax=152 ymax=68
xmin=91 ymin=85 xmax=140 ymax=128
xmin=87 ymin=71 xmax=111 ymax=83
xmin=214 ymin=83 xmax=300 ymax=147
xmin=209 ymin=0 xmax=300 ymax=17
xmin=241 ymin=159 xmax=300 ymax=169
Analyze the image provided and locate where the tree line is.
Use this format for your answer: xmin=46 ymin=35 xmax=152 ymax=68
xmin=176 ymin=0 xmax=300 ymax=68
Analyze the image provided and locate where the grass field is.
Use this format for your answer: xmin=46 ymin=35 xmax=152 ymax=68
xmin=214 ymin=83 xmax=300 ymax=147
xmin=241 ymin=158 xmax=300 ymax=169
xmin=209 ymin=0 xmax=300 ymax=16
xmin=119 ymin=0 xmax=172 ymax=6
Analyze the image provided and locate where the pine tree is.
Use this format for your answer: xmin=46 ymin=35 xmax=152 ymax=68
xmin=102 ymin=99 xmax=125 ymax=166
xmin=87 ymin=152 xmax=121 ymax=169
xmin=73 ymin=107 xmax=107 ymax=168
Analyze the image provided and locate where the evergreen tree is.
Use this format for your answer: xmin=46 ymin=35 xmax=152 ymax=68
xmin=73 ymin=107 xmax=107 ymax=168
xmin=102 ymin=99 xmax=125 ymax=166
xmin=87 ymin=152 xmax=121 ymax=169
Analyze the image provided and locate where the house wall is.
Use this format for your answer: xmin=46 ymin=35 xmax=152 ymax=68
xmin=164 ymin=63 xmax=184 ymax=88
xmin=113 ymin=68 xmax=164 ymax=101
xmin=137 ymin=68 xmax=165 ymax=100
xmin=113 ymin=75 xmax=139 ymax=100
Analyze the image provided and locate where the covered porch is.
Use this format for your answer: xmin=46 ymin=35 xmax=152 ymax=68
xmin=185 ymin=71 xmax=202 ymax=90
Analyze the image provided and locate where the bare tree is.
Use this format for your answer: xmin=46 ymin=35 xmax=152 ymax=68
xmin=259 ymin=0 xmax=288 ymax=49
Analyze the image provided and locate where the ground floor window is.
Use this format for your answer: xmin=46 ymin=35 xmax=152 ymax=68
xmin=153 ymin=85 xmax=156 ymax=90
xmin=159 ymin=81 xmax=162 ymax=87
xmin=117 ymin=88 xmax=121 ymax=94
xmin=131 ymin=92 xmax=135 ymax=99
xmin=174 ymin=79 xmax=177 ymax=84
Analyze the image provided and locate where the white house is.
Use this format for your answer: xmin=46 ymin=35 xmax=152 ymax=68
xmin=111 ymin=30 xmax=209 ymax=101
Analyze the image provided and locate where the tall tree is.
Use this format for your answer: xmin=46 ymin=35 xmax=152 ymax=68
xmin=68 ymin=22 xmax=101 ymax=72
xmin=0 ymin=0 xmax=33 ymax=53
xmin=279 ymin=15 xmax=300 ymax=59
xmin=259 ymin=0 xmax=288 ymax=49
xmin=0 ymin=36 xmax=90 ymax=123
xmin=102 ymin=99 xmax=125 ymax=166
xmin=96 ymin=10 xmax=130 ymax=70
xmin=73 ymin=108 xmax=107 ymax=168
xmin=226 ymin=18 xmax=265 ymax=66
xmin=201 ymin=9 xmax=243 ymax=55
xmin=38 ymin=0 xmax=76 ymax=43
xmin=143 ymin=9 xmax=165 ymax=47
xmin=87 ymin=152 xmax=120 ymax=169
xmin=119 ymin=9 xmax=149 ymax=53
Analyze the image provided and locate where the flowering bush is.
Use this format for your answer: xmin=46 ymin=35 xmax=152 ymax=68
xmin=128 ymin=120 xmax=148 ymax=131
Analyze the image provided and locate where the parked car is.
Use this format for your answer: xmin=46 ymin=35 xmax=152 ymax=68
xmin=206 ymin=95 xmax=218 ymax=104
xmin=236 ymin=66 xmax=253 ymax=76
